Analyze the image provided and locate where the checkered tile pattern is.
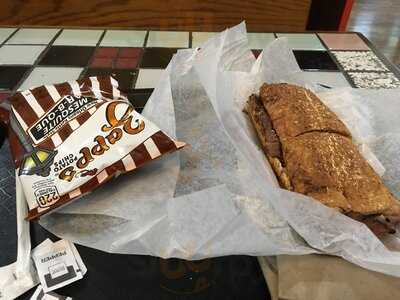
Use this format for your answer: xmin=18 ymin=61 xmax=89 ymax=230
xmin=0 ymin=28 xmax=397 ymax=104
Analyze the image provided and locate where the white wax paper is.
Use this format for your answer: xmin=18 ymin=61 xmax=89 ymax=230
xmin=40 ymin=23 xmax=400 ymax=276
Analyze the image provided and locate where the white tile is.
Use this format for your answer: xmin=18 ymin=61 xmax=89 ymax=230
xmin=192 ymin=32 xmax=217 ymax=48
xmin=6 ymin=28 xmax=59 ymax=44
xmin=100 ymin=30 xmax=146 ymax=47
xmin=53 ymin=29 xmax=103 ymax=46
xmin=301 ymin=71 xmax=350 ymax=89
xmin=247 ymin=33 xmax=275 ymax=50
xmin=0 ymin=28 xmax=17 ymax=44
xmin=18 ymin=67 xmax=83 ymax=91
xmin=147 ymin=31 xmax=189 ymax=48
xmin=276 ymin=33 xmax=325 ymax=50
xmin=135 ymin=69 xmax=164 ymax=89
xmin=348 ymin=72 xmax=400 ymax=89
xmin=0 ymin=45 xmax=46 ymax=64
xmin=332 ymin=51 xmax=388 ymax=71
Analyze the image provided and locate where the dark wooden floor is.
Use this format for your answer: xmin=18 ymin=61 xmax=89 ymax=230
xmin=348 ymin=0 xmax=400 ymax=65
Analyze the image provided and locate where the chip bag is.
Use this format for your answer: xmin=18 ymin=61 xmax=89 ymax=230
xmin=7 ymin=76 xmax=185 ymax=220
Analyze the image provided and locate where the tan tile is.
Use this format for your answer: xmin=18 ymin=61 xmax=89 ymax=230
xmin=319 ymin=33 xmax=369 ymax=50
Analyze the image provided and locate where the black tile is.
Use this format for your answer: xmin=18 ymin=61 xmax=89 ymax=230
xmin=0 ymin=66 xmax=30 ymax=90
xmin=0 ymin=175 xmax=13 ymax=190
xmin=140 ymin=48 xmax=180 ymax=68
xmin=39 ymin=46 xmax=95 ymax=67
xmin=21 ymin=220 xmax=269 ymax=300
xmin=127 ymin=89 xmax=153 ymax=108
xmin=84 ymin=68 xmax=138 ymax=92
xmin=293 ymin=50 xmax=339 ymax=71
xmin=0 ymin=204 xmax=17 ymax=265
xmin=132 ymin=88 xmax=154 ymax=94
xmin=0 ymin=140 xmax=17 ymax=266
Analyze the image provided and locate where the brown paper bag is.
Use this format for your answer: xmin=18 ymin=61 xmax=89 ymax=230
xmin=259 ymin=254 xmax=400 ymax=300
xmin=258 ymin=257 xmax=279 ymax=300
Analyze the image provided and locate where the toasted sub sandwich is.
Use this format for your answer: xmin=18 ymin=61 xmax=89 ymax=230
xmin=246 ymin=83 xmax=400 ymax=236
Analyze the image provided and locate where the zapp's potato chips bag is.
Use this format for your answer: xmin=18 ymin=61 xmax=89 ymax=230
xmin=7 ymin=76 xmax=185 ymax=220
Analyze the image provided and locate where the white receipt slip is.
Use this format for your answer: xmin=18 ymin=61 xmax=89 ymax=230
xmin=32 ymin=239 xmax=86 ymax=293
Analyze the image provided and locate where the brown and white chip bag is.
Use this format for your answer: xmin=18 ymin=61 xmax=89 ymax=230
xmin=7 ymin=76 xmax=185 ymax=220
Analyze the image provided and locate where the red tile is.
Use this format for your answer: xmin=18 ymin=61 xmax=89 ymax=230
xmin=96 ymin=47 xmax=119 ymax=58
xmin=118 ymin=47 xmax=142 ymax=58
xmin=91 ymin=57 xmax=113 ymax=68
xmin=115 ymin=58 xmax=138 ymax=69
xmin=252 ymin=50 xmax=262 ymax=58
xmin=0 ymin=92 xmax=10 ymax=102
xmin=0 ymin=92 xmax=10 ymax=122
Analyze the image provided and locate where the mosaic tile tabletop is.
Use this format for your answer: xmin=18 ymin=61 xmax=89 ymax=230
xmin=0 ymin=29 xmax=398 ymax=105
xmin=0 ymin=29 xmax=397 ymax=105
xmin=0 ymin=27 xmax=400 ymax=299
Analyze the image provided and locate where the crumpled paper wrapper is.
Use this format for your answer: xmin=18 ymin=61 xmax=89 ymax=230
xmin=39 ymin=23 xmax=400 ymax=277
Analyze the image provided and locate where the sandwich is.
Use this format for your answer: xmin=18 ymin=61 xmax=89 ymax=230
xmin=245 ymin=83 xmax=400 ymax=236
